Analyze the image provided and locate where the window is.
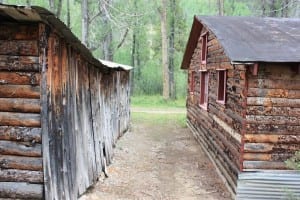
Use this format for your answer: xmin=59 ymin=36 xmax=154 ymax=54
xmin=201 ymin=33 xmax=208 ymax=64
xmin=199 ymin=71 xmax=209 ymax=110
xmin=217 ymin=70 xmax=227 ymax=104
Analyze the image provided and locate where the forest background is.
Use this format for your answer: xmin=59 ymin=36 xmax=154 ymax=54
xmin=2 ymin=0 xmax=300 ymax=100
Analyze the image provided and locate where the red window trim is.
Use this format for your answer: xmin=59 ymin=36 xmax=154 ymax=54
xmin=201 ymin=32 xmax=208 ymax=65
xmin=216 ymin=69 xmax=227 ymax=105
xmin=199 ymin=71 xmax=209 ymax=110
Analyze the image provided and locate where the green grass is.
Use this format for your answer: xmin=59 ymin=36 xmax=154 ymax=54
xmin=130 ymin=95 xmax=187 ymax=128
xmin=131 ymin=112 xmax=187 ymax=128
xmin=131 ymin=95 xmax=186 ymax=108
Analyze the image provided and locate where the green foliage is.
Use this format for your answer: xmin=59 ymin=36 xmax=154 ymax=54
xmin=286 ymin=151 xmax=300 ymax=170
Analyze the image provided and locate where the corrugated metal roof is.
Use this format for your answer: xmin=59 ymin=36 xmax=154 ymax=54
xmin=0 ymin=4 xmax=132 ymax=72
xmin=181 ymin=16 xmax=300 ymax=69
xmin=236 ymin=171 xmax=300 ymax=200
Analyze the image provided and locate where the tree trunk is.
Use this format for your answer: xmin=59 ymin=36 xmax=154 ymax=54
xmin=160 ymin=0 xmax=169 ymax=100
xmin=100 ymin=0 xmax=113 ymax=61
xmin=217 ymin=0 xmax=224 ymax=16
xmin=281 ymin=0 xmax=289 ymax=17
xmin=168 ymin=0 xmax=176 ymax=99
xmin=269 ymin=0 xmax=277 ymax=17
xmin=67 ymin=0 xmax=70 ymax=27
xmin=56 ymin=0 xmax=63 ymax=18
xmin=81 ymin=0 xmax=89 ymax=47
xmin=49 ymin=0 xmax=55 ymax=13
xmin=26 ymin=0 xmax=31 ymax=6
xmin=261 ymin=0 xmax=266 ymax=16
xmin=130 ymin=32 xmax=136 ymax=94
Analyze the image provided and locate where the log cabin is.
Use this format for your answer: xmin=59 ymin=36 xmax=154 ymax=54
xmin=0 ymin=4 xmax=131 ymax=199
xmin=181 ymin=16 xmax=300 ymax=199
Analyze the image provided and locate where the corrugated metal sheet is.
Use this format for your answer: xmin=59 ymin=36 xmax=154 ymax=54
xmin=236 ymin=171 xmax=300 ymax=200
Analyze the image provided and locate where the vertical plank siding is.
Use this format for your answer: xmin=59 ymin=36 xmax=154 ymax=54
xmin=0 ymin=23 xmax=43 ymax=199
xmin=42 ymin=31 xmax=131 ymax=199
xmin=186 ymin=26 xmax=245 ymax=193
xmin=244 ymin=63 xmax=300 ymax=170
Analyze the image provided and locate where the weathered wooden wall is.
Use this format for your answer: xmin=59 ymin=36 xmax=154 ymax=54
xmin=244 ymin=63 xmax=300 ymax=170
xmin=42 ymin=28 xmax=131 ymax=199
xmin=186 ymin=26 xmax=246 ymax=193
xmin=0 ymin=23 xmax=43 ymax=199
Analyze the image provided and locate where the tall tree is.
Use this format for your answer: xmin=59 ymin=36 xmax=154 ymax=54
xmin=159 ymin=0 xmax=170 ymax=100
xmin=168 ymin=0 xmax=176 ymax=99
xmin=81 ymin=0 xmax=89 ymax=47
xmin=67 ymin=0 xmax=70 ymax=27
xmin=217 ymin=0 xmax=224 ymax=16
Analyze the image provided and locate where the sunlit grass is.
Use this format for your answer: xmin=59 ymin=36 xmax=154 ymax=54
xmin=131 ymin=95 xmax=186 ymax=108
xmin=131 ymin=112 xmax=187 ymax=128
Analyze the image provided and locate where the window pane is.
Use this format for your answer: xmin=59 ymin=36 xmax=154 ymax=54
xmin=217 ymin=70 xmax=226 ymax=103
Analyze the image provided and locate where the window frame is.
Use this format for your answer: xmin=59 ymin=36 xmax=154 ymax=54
xmin=199 ymin=70 xmax=209 ymax=110
xmin=200 ymin=32 xmax=208 ymax=65
xmin=216 ymin=69 xmax=227 ymax=105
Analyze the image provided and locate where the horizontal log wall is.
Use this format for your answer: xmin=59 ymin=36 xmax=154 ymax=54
xmin=244 ymin=63 xmax=300 ymax=170
xmin=186 ymin=26 xmax=245 ymax=193
xmin=0 ymin=23 xmax=43 ymax=199
xmin=43 ymin=30 xmax=131 ymax=200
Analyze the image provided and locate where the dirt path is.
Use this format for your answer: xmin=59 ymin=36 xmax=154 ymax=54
xmin=80 ymin=112 xmax=231 ymax=200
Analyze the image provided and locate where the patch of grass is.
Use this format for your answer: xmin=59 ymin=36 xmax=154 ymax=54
xmin=131 ymin=95 xmax=186 ymax=108
xmin=131 ymin=112 xmax=187 ymax=128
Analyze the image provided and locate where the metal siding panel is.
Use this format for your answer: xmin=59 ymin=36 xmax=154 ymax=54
xmin=236 ymin=171 xmax=300 ymax=200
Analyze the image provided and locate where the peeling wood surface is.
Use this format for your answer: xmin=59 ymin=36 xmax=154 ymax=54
xmin=0 ymin=155 xmax=42 ymax=171
xmin=0 ymin=55 xmax=40 ymax=71
xmin=0 ymin=85 xmax=40 ymax=98
xmin=0 ymin=98 xmax=40 ymax=113
xmin=0 ymin=126 xmax=41 ymax=143
xmin=0 ymin=182 xmax=43 ymax=199
xmin=0 ymin=140 xmax=41 ymax=157
xmin=0 ymin=169 xmax=43 ymax=183
xmin=0 ymin=41 xmax=39 ymax=56
xmin=0 ymin=112 xmax=40 ymax=127
xmin=42 ymin=32 xmax=131 ymax=200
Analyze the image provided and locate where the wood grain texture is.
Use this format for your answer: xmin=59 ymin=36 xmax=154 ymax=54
xmin=0 ymin=140 xmax=41 ymax=157
xmin=0 ymin=55 xmax=40 ymax=71
xmin=0 ymin=169 xmax=43 ymax=183
xmin=0 ymin=112 xmax=40 ymax=127
xmin=0 ymin=182 xmax=43 ymax=199
xmin=0 ymin=85 xmax=40 ymax=98
xmin=0 ymin=24 xmax=38 ymax=40
xmin=0 ymin=155 xmax=42 ymax=171
xmin=0 ymin=40 xmax=38 ymax=56
xmin=0 ymin=72 xmax=40 ymax=85
xmin=0 ymin=98 xmax=40 ymax=113
xmin=0 ymin=126 xmax=41 ymax=143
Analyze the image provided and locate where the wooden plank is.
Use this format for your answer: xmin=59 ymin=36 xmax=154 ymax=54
xmin=0 ymin=112 xmax=40 ymax=127
xmin=0 ymin=24 xmax=39 ymax=40
xmin=246 ymin=124 xmax=300 ymax=135
xmin=243 ymin=143 xmax=300 ymax=153
xmin=0 ymin=182 xmax=43 ymax=199
xmin=0 ymin=85 xmax=40 ymax=98
xmin=0 ymin=40 xmax=38 ymax=56
xmin=0 ymin=140 xmax=41 ymax=157
xmin=244 ymin=134 xmax=300 ymax=144
xmin=0 ymin=126 xmax=41 ymax=143
xmin=246 ymin=115 xmax=299 ymax=125
xmin=247 ymin=88 xmax=300 ymax=99
xmin=0 ymin=169 xmax=43 ymax=183
xmin=0 ymin=72 xmax=40 ymax=85
xmin=247 ymin=106 xmax=300 ymax=117
xmin=0 ymin=155 xmax=42 ymax=171
xmin=248 ymin=78 xmax=300 ymax=90
xmin=0 ymin=98 xmax=40 ymax=113
xmin=243 ymin=153 xmax=294 ymax=162
xmin=0 ymin=55 xmax=40 ymax=71
xmin=243 ymin=161 xmax=287 ymax=170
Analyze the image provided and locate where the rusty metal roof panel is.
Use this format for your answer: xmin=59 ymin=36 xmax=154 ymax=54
xmin=196 ymin=16 xmax=300 ymax=63
xmin=236 ymin=171 xmax=300 ymax=200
